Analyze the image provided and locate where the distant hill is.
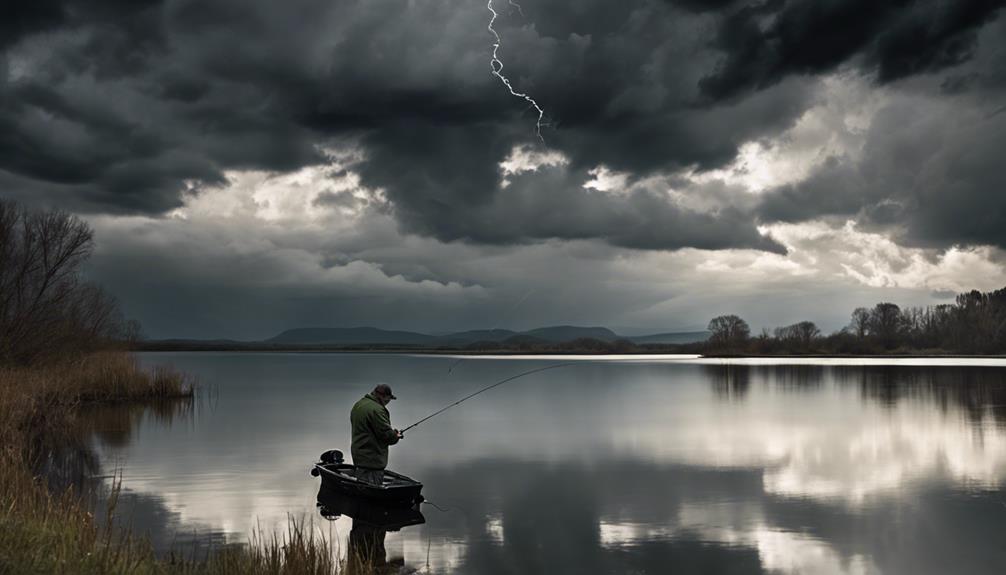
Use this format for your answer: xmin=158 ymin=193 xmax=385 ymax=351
xmin=149 ymin=325 xmax=701 ymax=349
xmin=523 ymin=326 xmax=620 ymax=342
xmin=433 ymin=329 xmax=518 ymax=346
xmin=264 ymin=325 xmax=625 ymax=346
xmin=267 ymin=327 xmax=434 ymax=345
xmin=629 ymin=331 xmax=710 ymax=344
xmin=148 ymin=338 xmax=247 ymax=345
xmin=502 ymin=334 xmax=551 ymax=346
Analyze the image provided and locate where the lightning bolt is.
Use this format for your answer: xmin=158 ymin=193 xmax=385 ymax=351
xmin=488 ymin=0 xmax=547 ymax=143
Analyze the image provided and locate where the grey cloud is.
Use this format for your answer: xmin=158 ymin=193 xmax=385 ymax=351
xmin=663 ymin=0 xmax=739 ymax=13
xmin=1 ymin=3 xmax=63 ymax=49
xmin=441 ymin=164 xmax=786 ymax=253
xmin=82 ymin=216 xmax=653 ymax=338
xmin=758 ymin=53 xmax=1006 ymax=251
xmin=699 ymin=0 xmax=1006 ymax=101
xmin=757 ymin=157 xmax=868 ymax=223
xmin=312 ymin=190 xmax=359 ymax=210
xmin=2 ymin=0 xmax=1005 ymax=257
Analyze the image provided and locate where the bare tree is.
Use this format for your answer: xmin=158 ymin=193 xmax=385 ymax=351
xmin=0 ymin=199 xmax=130 ymax=364
xmin=849 ymin=307 xmax=871 ymax=338
xmin=707 ymin=315 xmax=750 ymax=349
xmin=868 ymin=303 xmax=905 ymax=348
xmin=775 ymin=321 xmax=820 ymax=350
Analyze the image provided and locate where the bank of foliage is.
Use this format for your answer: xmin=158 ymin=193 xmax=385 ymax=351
xmin=0 ymin=354 xmax=369 ymax=574
xmin=0 ymin=354 xmax=194 ymax=573
xmin=704 ymin=287 xmax=1006 ymax=355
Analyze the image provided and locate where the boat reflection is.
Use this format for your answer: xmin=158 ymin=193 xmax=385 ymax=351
xmin=316 ymin=488 xmax=425 ymax=572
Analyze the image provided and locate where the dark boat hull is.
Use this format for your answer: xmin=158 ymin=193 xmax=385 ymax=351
xmin=316 ymin=487 xmax=425 ymax=531
xmin=313 ymin=462 xmax=424 ymax=506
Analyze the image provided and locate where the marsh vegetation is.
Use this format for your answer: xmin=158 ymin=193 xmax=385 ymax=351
xmin=0 ymin=200 xmax=371 ymax=574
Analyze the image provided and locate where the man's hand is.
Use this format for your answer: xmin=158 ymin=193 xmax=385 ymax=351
xmin=395 ymin=429 xmax=404 ymax=439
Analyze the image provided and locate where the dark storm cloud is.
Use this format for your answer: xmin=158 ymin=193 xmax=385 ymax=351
xmin=664 ymin=0 xmax=739 ymax=13
xmin=699 ymin=0 xmax=1006 ymax=101
xmin=1 ymin=1 xmax=65 ymax=49
xmin=307 ymin=0 xmax=813 ymax=245
xmin=419 ymin=163 xmax=787 ymax=252
xmin=1 ymin=0 xmax=1004 ymax=252
xmin=1 ymin=0 xmax=805 ymax=250
xmin=747 ymin=6 xmax=1006 ymax=251
xmin=2 ymin=0 xmax=166 ymax=62
xmin=0 ymin=0 xmax=326 ymax=213
xmin=758 ymin=49 xmax=1006 ymax=252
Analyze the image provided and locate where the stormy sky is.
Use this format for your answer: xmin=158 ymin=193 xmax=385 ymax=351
xmin=3 ymin=0 xmax=1006 ymax=339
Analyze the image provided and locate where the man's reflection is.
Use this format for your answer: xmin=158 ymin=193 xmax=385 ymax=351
xmin=347 ymin=521 xmax=389 ymax=573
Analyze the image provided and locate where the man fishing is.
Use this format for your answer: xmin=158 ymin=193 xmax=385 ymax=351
xmin=350 ymin=383 xmax=402 ymax=485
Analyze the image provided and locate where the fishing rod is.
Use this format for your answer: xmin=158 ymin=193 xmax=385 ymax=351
xmin=400 ymin=361 xmax=572 ymax=434
xmin=409 ymin=281 xmax=539 ymax=431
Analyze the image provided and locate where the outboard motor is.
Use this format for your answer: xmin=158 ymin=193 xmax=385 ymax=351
xmin=320 ymin=449 xmax=345 ymax=464
xmin=311 ymin=449 xmax=346 ymax=477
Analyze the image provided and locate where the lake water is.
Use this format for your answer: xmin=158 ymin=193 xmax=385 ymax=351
xmin=88 ymin=353 xmax=1006 ymax=574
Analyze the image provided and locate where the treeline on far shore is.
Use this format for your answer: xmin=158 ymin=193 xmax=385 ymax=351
xmin=703 ymin=287 xmax=1006 ymax=355
xmin=133 ymin=337 xmax=678 ymax=354
xmin=138 ymin=287 xmax=1006 ymax=356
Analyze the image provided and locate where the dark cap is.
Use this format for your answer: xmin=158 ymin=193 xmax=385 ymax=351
xmin=373 ymin=383 xmax=397 ymax=400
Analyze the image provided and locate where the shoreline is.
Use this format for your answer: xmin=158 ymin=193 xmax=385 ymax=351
xmin=132 ymin=347 xmax=1006 ymax=359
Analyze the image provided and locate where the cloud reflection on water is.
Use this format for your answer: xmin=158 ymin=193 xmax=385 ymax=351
xmin=88 ymin=354 xmax=1006 ymax=574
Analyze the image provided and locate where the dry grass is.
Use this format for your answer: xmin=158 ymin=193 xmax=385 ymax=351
xmin=194 ymin=519 xmax=343 ymax=575
xmin=0 ymin=352 xmax=195 ymax=467
xmin=3 ymin=351 xmax=194 ymax=405
xmin=0 ymin=352 xmax=364 ymax=575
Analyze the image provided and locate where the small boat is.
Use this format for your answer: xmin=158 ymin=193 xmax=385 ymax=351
xmin=310 ymin=449 xmax=424 ymax=506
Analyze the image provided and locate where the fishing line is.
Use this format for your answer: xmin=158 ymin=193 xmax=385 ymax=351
xmin=421 ymin=500 xmax=454 ymax=513
xmin=420 ymin=499 xmax=461 ymax=571
xmin=401 ymin=362 xmax=573 ymax=434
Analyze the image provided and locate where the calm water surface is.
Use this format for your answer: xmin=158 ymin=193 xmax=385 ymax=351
xmin=87 ymin=353 xmax=1006 ymax=574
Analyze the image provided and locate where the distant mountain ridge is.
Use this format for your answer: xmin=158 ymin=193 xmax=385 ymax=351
xmin=629 ymin=331 xmax=711 ymax=345
xmin=263 ymin=325 xmax=707 ymax=346
xmin=267 ymin=327 xmax=434 ymax=345
xmin=524 ymin=326 xmax=619 ymax=342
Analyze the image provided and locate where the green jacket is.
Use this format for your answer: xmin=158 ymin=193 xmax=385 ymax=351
xmin=350 ymin=393 xmax=399 ymax=469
